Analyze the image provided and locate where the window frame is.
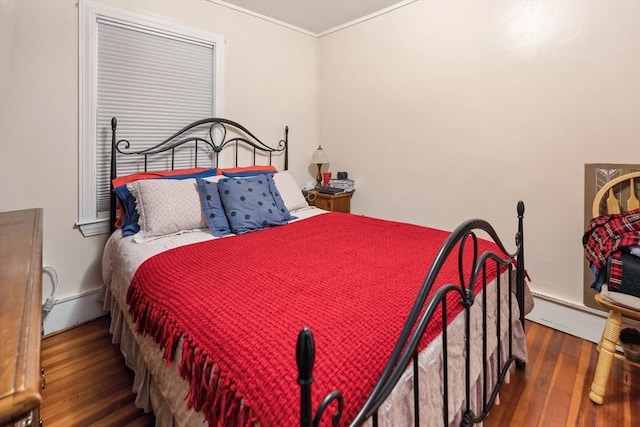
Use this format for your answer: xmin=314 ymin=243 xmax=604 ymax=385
xmin=78 ymin=0 xmax=225 ymax=237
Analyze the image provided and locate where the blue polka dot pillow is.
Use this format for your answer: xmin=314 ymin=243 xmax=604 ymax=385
xmin=195 ymin=179 xmax=232 ymax=237
xmin=217 ymin=173 xmax=293 ymax=234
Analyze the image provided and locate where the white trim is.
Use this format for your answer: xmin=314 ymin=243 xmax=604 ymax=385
xmin=79 ymin=0 xmax=95 ymax=232
xmin=42 ymin=287 xmax=107 ymax=336
xmin=527 ymin=290 xmax=607 ymax=344
xmin=76 ymin=218 xmax=109 ymax=237
xmin=78 ymin=0 xmax=225 ymax=235
xmin=41 ymin=287 xmax=619 ymax=344
xmin=209 ymin=0 xmax=417 ymax=38
xmin=208 ymin=0 xmax=317 ymax=37
xmin=318 ymin=0 xmax=418 ymax=37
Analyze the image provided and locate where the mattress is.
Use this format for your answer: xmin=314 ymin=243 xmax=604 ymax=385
xmin=102 ymin=206 xmax=527 ymax=426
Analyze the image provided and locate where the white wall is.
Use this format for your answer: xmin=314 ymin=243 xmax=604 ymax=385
xmin=319 ymin=1 xmax=640 ymax=308
xmin=3 ymin=0 xmax=639 ymax=335
xmin=0 ymin=0 xmax=318 ymax=333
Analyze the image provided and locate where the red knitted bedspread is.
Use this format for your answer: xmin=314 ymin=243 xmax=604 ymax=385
xmin=127 ymin=213 xmax=503 ymax=426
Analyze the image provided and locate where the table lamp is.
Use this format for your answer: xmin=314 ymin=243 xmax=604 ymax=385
xmin=311 ymin=145 xmax=329 ymax=185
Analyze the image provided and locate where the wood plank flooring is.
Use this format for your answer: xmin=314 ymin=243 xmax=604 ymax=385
xmin=40 ymin=315 xmax=154 ymax=427
xmin=40 ymin=316 xmax=639 ymax=426
xmin=484 ymin=321 xmax=640 ymax=427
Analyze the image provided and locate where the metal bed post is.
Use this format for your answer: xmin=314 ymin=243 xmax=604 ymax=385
xmin=109 ymin=117 xmax=118 ymax=234
xmin=516 ymin=201 xmax=526 ymax=333
xmin=297 ymin=328 xmax=314 ymax=427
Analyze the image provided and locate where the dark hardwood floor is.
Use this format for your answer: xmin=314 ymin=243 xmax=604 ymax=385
xmin=484 ymin=321 xmax=640 ymax=427
xmin=40 ymin=315 xmax=154 ymax=427
xmin=40 ymin=316 xmax=639 ymax=426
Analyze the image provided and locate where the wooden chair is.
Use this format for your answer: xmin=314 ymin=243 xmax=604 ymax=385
xmin=589 ymin=171 xmax=640 ymax=405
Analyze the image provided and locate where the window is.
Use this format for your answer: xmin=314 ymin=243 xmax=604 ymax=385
xmin=78 ymin=1 xmax=224 ymax=236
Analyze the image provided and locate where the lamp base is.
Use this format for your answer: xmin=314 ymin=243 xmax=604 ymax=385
xmin=316 ymin=164 xmax=322 ymax=185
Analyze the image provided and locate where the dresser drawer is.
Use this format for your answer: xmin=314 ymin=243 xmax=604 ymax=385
xmin=11 ymin=408 xmax=41 ymax=427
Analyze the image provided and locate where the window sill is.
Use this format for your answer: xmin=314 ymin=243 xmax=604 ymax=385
xmin=77 ymin=218 xmax=110 ymax=237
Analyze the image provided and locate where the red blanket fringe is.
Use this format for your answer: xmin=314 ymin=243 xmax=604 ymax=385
xmin=129 ymin=286 xmax=255 ymax=426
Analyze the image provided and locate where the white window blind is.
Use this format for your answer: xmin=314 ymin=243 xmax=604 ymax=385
xmin=79 ymin=1 xmax=224 ymax=236
xmin=96 ymin=19 xmax=214 ymax=213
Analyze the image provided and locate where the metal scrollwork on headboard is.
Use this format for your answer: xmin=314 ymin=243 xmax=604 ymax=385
xmin=109 ymin=117 xmax=289 ymax=232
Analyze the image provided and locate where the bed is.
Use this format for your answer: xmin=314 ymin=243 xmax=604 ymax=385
xmin=101 ymin=117 xmax=530 ymax=426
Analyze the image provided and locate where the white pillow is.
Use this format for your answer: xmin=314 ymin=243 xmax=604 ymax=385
xmin=202 ymin=175 xmax=225 ymax=183
xmin=273 ymin=171 xmax=308 ymax=211
xmin=128 ymin=178 xmax=207 ymax=242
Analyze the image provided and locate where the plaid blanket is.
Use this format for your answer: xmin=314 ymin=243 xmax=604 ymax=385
xmin=583 ymin=208 xmax=640 ymax=292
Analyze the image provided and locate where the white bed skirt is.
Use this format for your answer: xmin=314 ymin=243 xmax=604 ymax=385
xmin=105 ymin=288 xmax=206 ymax=426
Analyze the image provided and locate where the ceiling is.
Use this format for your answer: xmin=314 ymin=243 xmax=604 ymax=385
xmin=217 ymin=0 xmax=409 ymax=35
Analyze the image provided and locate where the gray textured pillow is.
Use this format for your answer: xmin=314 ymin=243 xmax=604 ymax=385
xmin=128 ymin=178 xmax=207 ymax=242
xmin=273 ymin=171 xmax=308 ymax=211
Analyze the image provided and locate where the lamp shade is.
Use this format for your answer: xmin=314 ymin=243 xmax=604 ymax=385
xmin=311 ymin=146 xmax=329 ymax=164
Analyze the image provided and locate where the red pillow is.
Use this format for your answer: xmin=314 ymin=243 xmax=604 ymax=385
xmin=112 ymin=167 xmax=208 ymax=188
xmin=216 ymin=165 xmax=277 ymax=175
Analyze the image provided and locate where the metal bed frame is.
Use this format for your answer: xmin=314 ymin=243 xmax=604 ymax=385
xmin=109 ymin=116 xmax=288 ymax=233
xmin=108 ymin=117 xmax=526 ymax=426
xmin=298 ymin=206 xmax=526 ymax=426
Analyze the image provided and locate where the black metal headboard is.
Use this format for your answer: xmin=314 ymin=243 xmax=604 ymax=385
xmin=109 ymin=117 xmax=289 ymax=233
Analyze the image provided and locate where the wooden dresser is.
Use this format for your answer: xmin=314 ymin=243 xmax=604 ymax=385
xmin=0 ymin=209 xmax=43 ymax=426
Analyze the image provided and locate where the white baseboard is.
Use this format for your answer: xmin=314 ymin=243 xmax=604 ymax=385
xmin=40 ymin=287 xmax=617 ymax=343
xmin=526 ymin=291 xmax=607 ymax=344
xmin=42 ymin=287 xmax=107 ymax=336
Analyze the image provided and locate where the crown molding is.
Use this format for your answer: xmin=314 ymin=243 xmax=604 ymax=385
xmin=208 ymin=0 xmax=417 ymax=38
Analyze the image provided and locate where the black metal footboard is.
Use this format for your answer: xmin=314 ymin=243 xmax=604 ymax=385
xmin=298 ymin=202 xmax=526 ymax=427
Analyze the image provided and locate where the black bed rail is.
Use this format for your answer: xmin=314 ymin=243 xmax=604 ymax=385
xmin=109 ymin=117 xmax=288 ymax=233
xmin=298 ymin=201 xmax=526 ymax=427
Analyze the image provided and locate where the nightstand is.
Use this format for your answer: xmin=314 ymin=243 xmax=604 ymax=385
xmin=303 ymin=190 xmax=353 ymax=213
